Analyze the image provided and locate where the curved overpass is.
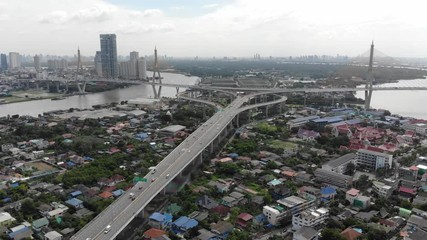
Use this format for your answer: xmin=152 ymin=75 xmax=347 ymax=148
xmin=71 ymin=92 xmax=287 ymax=240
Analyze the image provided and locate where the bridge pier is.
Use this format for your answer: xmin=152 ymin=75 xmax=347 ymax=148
xmin=76 ymin=81 xmax=87 ymax=94
xmin=56 ymin=83 xmax=60 ymax=92
xmin=303 ymin=93 xmax=307 ymax=107
xmin=265 ymin=105 xmax=269 ymax=118
xmin=152 ymin=84 xmax=162 ymax=99
xmin=137 ymin=209 xmax=145 ymax=218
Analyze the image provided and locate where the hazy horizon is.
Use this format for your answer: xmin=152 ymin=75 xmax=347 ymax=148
xmin=2 ymin=0 xmax=427 ymax=58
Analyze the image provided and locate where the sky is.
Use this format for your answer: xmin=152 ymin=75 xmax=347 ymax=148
xmin=1 ymin=0 xmax=427 ymax=58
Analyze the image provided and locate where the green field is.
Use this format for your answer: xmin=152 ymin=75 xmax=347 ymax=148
xmin=266 ymin=140 xmax=298 ymax=150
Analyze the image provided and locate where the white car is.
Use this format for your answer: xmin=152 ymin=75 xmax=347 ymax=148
xmin=104 ymin=225 xmax=111 ymax=234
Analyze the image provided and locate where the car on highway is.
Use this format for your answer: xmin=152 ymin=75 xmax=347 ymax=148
xmin=151 ymin=178 xmax=157 ymax=182
xmin=104 ymin=225 xmax=111 ymax=234
xmin=166 ymin=174 xmax=170 ymax=179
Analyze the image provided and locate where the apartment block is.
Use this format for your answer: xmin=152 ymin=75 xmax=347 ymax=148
xmin=263 ymin=196 xmax=316 ymax=225
xmin=314 ymin=168 xmax=353 ymax=189
xmin=292 ymin=207 xmax=329 ymax=230
xmin=356 ymin=149 xmax=392 ymax=172
xmin=322 ymin=153 xmax=357 ymax=174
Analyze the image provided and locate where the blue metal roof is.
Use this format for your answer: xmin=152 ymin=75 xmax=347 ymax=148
xmin=149 ymin=212 xmax=165 ymax=222
xmin=311 ymin=116 xmax=343 ymax=123
xmin=112 ymin=189 xmax=124 ymax=197
xmin=65 ymin=198 xmax=83 ymax=207
xmin=70 ymin=191 xmax=82 ymax=197
xmin=321 ymin=186 xmax=336 ymax=195
xmin=173 ymin=216 xmax=189 ymax=227
xmin=8 ymin=226 xmax=31 ymax=238
xmin=173 ymin=216 xmax=198 ymax=230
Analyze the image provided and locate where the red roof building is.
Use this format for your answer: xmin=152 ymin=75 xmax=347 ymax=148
xmin=99 ymin=191 xmax=113 ymax=199
xmin=398 ymin=186 xmax=417 ymax=198
xmin=236 ymin=213 xmax=253 ymax=228
xmin=143 ymin=228 xmax=167 ymax=239
xmin=341 ymin=227 xmax=362 ymax=240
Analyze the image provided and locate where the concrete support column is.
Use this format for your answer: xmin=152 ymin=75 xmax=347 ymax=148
xmin=137 ymin=209 xmax=145 ymax=218
xmin=56 ymin=83 xmax=60 ymax=92
xmin=304 ymin=93 xmax=307 ymax=107
xmin=82 ymin=81 xmax=87 ymax=93
xmin=266 ymin=105 xmax=269 ymax=118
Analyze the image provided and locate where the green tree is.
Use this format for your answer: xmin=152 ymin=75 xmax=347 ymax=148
xmin=320 ymin=228 xmax=345 ymax=240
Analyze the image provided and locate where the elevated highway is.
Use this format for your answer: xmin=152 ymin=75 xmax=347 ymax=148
xmin=71 ymin=92 xmax=286 ymax=240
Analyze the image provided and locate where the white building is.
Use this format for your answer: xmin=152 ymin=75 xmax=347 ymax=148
xmin=402 ymin=122 xmax=427 ymax=136
xmin=0 ymin=212 xmax=16 ymax=226
xmin=138 ymin=57 xmax=147 ymax=80
xmin=314 ymin=168 xmax=353 ymax=188
xmin=292 ymin=208 xmax=329 ymax=230
xmin=263 ymin=196 xmax=315 ymax=225
xmin=9 ymin=52 xmax=21 ymax=70
xmin=372 ymin=181 xmax=393 ymax=198
xmin=322 ymin=153 xmax=357 ymax=174
xmin=356 ymin=149 xmax=392 ymax=172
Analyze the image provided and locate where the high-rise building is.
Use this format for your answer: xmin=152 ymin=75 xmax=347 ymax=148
xmin=34 ymin=55 xmax=41 ymax=72
xmin=138 ymin=57 xmax=147 ymax=80
xmin=47 ymin=59 xmax=68 ymax=71
xmin=8 ymin=52 xmax=21 ymax=70
xmin=0 ymin=54 xmax=7 ymax=71
xmin=94 ymin=51 xmax=102 ymax=77
xmin=129 ymin=51 xmax=139 ymax=62
xmin=100 ymin=34 xmax=118 ymax=78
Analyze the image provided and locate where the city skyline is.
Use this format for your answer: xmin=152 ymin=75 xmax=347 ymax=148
xmin=1 ymin=0 xmax=427 ymax=58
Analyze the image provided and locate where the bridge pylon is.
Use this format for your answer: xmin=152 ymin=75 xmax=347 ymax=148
xmin=150 ymin=46 xmax=163 ymax=99
xmin=365 ymin=41 xmax=375 ymax=109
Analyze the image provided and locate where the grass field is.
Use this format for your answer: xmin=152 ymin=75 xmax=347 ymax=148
xmin=266 ymin=140 xmax=298 ymax=150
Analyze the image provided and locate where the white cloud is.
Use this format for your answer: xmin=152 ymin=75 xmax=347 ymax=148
xmin=202 ymin=4 xmax=219 ymax=9
xmin=3 ymin=0 xmax=427 ymax=57
xmin=130 ymin=9 xmax=163 ymax=18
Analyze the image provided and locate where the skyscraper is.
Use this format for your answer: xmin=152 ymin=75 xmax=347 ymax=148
xmin=9 ymin=52 xmax=21 ymax=70
xmin=138 ymin=57 xmax=147 ymax=80
xmin=129 ymin=51 xmax=139 ymax=62
xmin=0 ymin=54 xmax=7 ymax=71
xmin=34 ymin=55 xmax=41 ymax=72
xmin=94 ymin=51 xmax=102 ymax=77
xmin=129 ymin=51 xmax=139 ymax=79
xmin=100 ymin=34 xmax=118 ymax=78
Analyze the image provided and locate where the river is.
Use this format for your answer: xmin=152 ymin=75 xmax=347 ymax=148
xmin=355 ymin=78 xmax=427 ymax=119
xmin=2 ymin=74 xmax=426 ymax=119
xmin=0 ymin=72 xmax=199 ymax=117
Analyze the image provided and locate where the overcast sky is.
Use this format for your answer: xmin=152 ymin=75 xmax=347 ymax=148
xmin=1 ymin=0 xmax=426 ymax=58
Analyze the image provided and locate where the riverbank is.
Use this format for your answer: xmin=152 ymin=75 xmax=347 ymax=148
xmin=0 ymin=89 xmax=66 ymax=104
